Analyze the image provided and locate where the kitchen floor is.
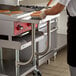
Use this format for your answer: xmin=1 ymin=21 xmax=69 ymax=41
xmin=28 ymin=46 xmax=70 ymax=76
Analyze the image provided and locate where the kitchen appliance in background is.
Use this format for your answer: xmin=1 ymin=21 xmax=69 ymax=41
xmin=0 ymin=5 xmax=39 ymax=36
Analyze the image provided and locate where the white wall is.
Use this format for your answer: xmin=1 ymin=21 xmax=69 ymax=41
xmin=20 ymin=0 xmax=57 ymax=6
xmin=20 ymin=0 xmax=48 ymax=5
xmin=0 ymin=0 xmax=18 ymax=5
xmin=57 ymin=10 xmax=68 ymax=34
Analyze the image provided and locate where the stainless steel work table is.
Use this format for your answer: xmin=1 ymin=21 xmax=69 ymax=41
xmin=0 ymin=13 xmax=59 ymax=76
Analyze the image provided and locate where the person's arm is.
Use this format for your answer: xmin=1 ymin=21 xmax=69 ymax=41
xmin=45 ymin=3 xmax=65 ymax=15
xmin=31 ymin=3 xmax=65 ymax=19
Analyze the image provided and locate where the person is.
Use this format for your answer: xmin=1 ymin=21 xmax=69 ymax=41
xmin=31 ymin=0 xmax=76 ymax=76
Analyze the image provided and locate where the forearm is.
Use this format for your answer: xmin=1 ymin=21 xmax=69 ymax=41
xmin=44 ymin=3 xmax=65 ymax=15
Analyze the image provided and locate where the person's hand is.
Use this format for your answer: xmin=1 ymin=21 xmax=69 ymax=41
xmin=31 ymin=10 xmax=46 ymax=19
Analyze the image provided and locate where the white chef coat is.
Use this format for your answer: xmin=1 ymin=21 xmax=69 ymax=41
xmin=58 ymin=0 xmax=76 ymax=16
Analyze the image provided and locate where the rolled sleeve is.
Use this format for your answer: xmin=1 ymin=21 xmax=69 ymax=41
xmin=58 ymin=0 xmax=71 ymax=6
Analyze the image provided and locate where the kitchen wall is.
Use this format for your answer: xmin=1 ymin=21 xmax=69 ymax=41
xmin=20 ymin=0 xmax=57 ymax=6
xmin=20 ymin=0 xmax=48 ymax=5
xmin=57 ymin=10 xmax=68 ymax=34
xmin=0 ymin=0 xmax=19 ymax=5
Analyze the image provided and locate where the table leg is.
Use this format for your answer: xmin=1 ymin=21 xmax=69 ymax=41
xmin=0 ymin=48 xmax=4 ymax=72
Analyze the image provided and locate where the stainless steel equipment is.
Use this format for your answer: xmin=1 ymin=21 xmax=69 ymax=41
xmin=0 ymin=3 xmax=45 ymax=76
xmin=0 ymin=11 xmax=45 ymax=76
xmin=0 ymin=1 xmax=59 ymax=75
